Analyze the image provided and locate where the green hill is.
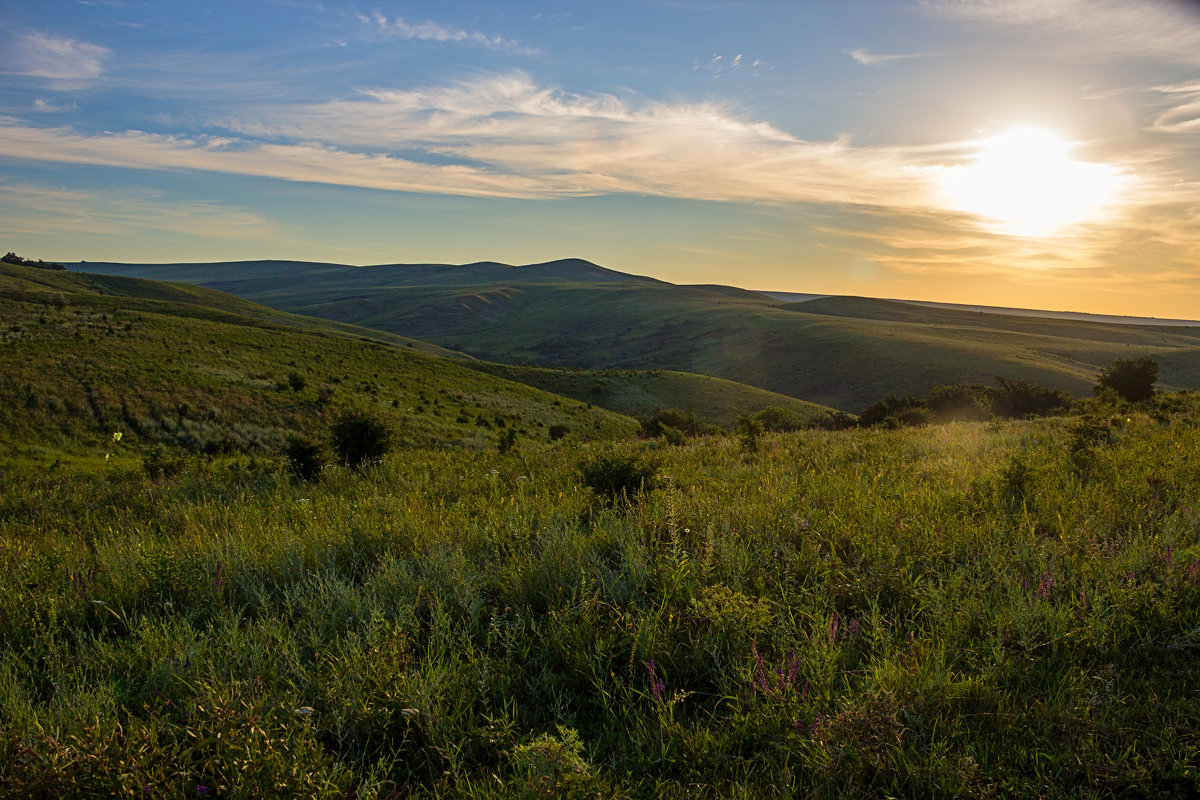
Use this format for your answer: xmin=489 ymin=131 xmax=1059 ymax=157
xmin=0 ymin=262 xmax=637 ymax=467
xmin=74 ymin=259 xmax=1200 ymax=411
xmin=463 ymin=362 xmax=839 ymax=427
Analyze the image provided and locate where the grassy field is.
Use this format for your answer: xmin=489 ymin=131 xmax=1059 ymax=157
xmin=74 ymin=259 xmax=1200 ymax=411
xmin=3 ymin=382 xmax=1200 ymax=796
xmin=5 ymin=259 xmax=1200 ymax=797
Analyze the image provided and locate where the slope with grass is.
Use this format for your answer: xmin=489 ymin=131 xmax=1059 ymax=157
xmin=0 ymin=261 xmax=637 ymax=469
xmin=76 ymin=258 xmax=1200 ymax=411
xmin=3 ymin=390 xmax=1200 ymax=797
xmin=462 ymin=362 xmax=838 ymax=427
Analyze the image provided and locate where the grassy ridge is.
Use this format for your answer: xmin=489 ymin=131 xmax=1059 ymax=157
xmin=74 ymin=259 xmax=1200 ymax=411
xmin=2 ymin=399 xmax=1199 ymax=797
xmin=0 ymin=262 xmax=637 ymax=466
xmin=462 ymin=362 xmax=837 ymax=427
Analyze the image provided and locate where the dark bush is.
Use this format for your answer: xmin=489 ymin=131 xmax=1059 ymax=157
xmin=548 ymin=424 xmax=569 ymax=441
xmin=858 ymin=395 xmax=927 ymax=428
xmin=286 ymin=372 xmax=306 ymax=392
xmin=738 ymin=415 xmax=763 ymax=452
xmin=284 ymin=435 xmax=328 ymax=481
xmin=990 ymin=377 xmax=1071 ymax=419
xmin=1095 ymin=357 xmax=1158 ymax=403
xmin=580 ymin=451 xmax=660 ymax=504
xmin=926 ymin=383 xmax=993 ymax=422
xmin=750 ymin=406 xmax=807 ymax=432
xmin=329 ymin=407 xmax=392 ymax=468
xmin=639 ymin=408 xmax=714 ymax=438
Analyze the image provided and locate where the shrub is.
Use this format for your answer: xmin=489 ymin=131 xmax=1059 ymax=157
xmin=750 ymin=406 xmax=807 ymax=432
xmin=1095 ymin=357 xmax=1158 ymax=403
xmin=284 ymin=435 xmax=328 ymax=481
xmin=738 ymin=415 xmax=763 ymax=452
xmin=926 ymin=383 xmax=993 ymax=422
xmin=498 ymin=428 xmax=518 ymax=454
xmin=639 ymin=408 xmax=713 ymax=438
xmin=329 ymin=407 xmax=392 ymax=468
xmin=548 ymin=424 xmax=569 ymax=441
xmin=990 ymin=377 xmax=1071 ymax=418
xmin=859 ymin=395 xmax=927 ymax=428
xmin=579 ymin=451 xmax=660 ymax=503
xmin=508 ymin=726 xmax=596 ymax=799
xmin=286 ymin=372 xmax=306 ymax=392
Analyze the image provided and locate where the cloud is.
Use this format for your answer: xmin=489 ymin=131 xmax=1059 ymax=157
xmin=919 ymin=0 xmax=1200 ymax=66
xmin=32 ymin=98 xmax=78 ymax=113
xmin=5 ymin=32 xmax=111 ymax=87
xmin=1152 ymin=82 xmax=1200 ymax=134
xmin=352 ymin=11 xmax=533 ymax=53
xmin=0 ymin=183 xmax=286 ymax=241
xmin=0 ymin=72 xmax=1188 ymax=277
xmin=846 ymin=48 xmax=938 ymax=66
xmin=216 ymin=73 xmax=940 ymax=207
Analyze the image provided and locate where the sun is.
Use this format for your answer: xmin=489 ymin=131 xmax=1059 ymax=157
xmin=937 ymin=128 xmax=1123 ymax=237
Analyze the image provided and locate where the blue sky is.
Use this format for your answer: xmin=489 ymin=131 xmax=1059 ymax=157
xmin=1 ymin=0 xmax=1198 ymax=317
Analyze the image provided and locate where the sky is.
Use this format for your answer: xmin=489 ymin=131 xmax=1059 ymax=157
xmin=1 ymin=0 xmax=1199 ymax=318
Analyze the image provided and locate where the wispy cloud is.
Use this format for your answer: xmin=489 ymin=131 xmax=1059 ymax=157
xmin=216 ymin=73 xmax=939 ymax=207
xmin=846 ymin=48 xmax=939 ymax=66
xmin=4 ymin=32 xmax=111 ymax=88
xmin=1152 ymin=82 xmax=1200 ymax=134
xmin=919 ymin=0 xmax=1200 ymax=66
xmin=352 ymin=10 xmax=533 ymax=54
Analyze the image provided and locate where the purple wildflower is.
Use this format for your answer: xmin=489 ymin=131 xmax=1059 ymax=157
xmin=647 ymin=659 xmax=665 ymax=701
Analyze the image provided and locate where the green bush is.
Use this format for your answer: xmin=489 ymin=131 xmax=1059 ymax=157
xmin=639 ymin=408 xmax=713 ymax=438
xmin=548 ymin=424 xmax=569 ymax=441
xmin=750 ymin=405 xmax=807 ymax=432
xmin=1096 ymin=356 xmax=1158 ymax=403
xmin=329 ymin=407 xmax=392 ymax=468
xmin=283 ymin=435 xmax=328 ymax=481
xmin=579 ymin=451 xmax=660 ymax=503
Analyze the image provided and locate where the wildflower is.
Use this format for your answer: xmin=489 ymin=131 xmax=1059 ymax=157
xmin=400 ymin=708 xmax=420 ymax=718
xmin=112 ymin=431 xmax=123 ymax=442
xmin=647 ymin=660 xmax=665 ymax=701
xmin=196 ymin=786 xmax=207 ymax=795
xmin=293 ymin=706 xmax=315 ymax=716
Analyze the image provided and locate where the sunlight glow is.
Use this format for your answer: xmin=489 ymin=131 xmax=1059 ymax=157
xmin=938 ymin=128 xmax=1124 ymax=237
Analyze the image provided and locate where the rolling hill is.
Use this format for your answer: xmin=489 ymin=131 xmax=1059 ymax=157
xmin=461 ymin=363 xmax=838 ymax=428
xmin=73 ymin=258 xmax=1200 ymax=411
xmin=0 ymin=261 xmax=640 ymax=466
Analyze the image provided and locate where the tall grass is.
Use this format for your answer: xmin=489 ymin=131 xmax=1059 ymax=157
xmin=2 ymin=399 xmax=1200 ymax=797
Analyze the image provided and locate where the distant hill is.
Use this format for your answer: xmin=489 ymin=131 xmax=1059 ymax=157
xmin=73 ymin=258 xmax=1200 ymax=411
xmin=762 ymin=291 xmax=1200 ymax=327
xmin=0 ymin=261 xmax=638 ymax=465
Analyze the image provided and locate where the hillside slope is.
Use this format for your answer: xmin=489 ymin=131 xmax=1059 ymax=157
xmin=463 ymin=363 xmax=839 ymax=427
xmin=75 ymin=259 xmax=1200 ymax=411
xmin=0 ymin=262 xmax=637 ymax=465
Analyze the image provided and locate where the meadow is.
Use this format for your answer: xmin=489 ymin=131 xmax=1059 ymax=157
xmin=3 ymin=392 xmax=1199 ymax=798
xmin=4 ymin=260 xmax=1200 ymax=797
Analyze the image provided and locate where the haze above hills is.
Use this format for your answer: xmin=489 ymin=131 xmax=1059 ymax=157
xmin=74 ymin=258 xmax=1200 ymax=412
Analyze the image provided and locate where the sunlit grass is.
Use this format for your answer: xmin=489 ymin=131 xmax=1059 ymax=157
xmin=2 ymin=396 xmax=1199 ymax=797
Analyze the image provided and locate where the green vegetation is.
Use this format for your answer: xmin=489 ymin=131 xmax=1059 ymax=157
xmin=463 ymin=363 xmax=836 ymax=428
xmin=0 ymin=261 xmax=637 ymax=469
xmin=3 ymin=391 xmax=1200 ymax=797
xmin=1097 ymin=356 xmax=1160 ymax=403
xmin=75 ymin=259 xmax=1200 ymax=411
xmin=5 ymin=258 xmax=1200 ymax=797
